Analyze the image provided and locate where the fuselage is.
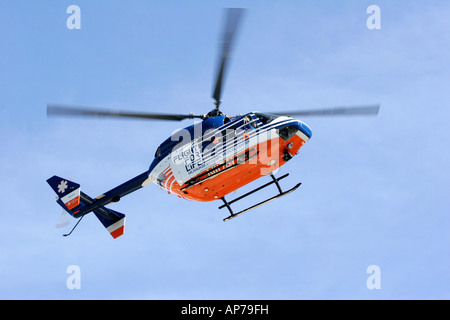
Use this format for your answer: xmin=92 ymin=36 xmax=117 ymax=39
xmin=147 ymin=112 xmax=312 ymax=202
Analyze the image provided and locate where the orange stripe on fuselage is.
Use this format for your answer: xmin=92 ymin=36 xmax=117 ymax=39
xmin=161 ymin=134 xmax=306 ymax=202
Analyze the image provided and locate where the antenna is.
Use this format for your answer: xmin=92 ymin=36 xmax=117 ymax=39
xmin=63 ymin=214 xmax=85 ymax=237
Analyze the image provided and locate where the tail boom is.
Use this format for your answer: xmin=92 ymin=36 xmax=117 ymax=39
xmin=47 ymin=172 xmax=150 ymax=238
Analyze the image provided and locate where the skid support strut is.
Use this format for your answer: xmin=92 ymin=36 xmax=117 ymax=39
xmin=219 ymin=173 xmax=301 ymax=221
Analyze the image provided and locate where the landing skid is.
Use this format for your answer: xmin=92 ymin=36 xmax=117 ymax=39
xmin=219 ymin=173 xmax=301 ymax=221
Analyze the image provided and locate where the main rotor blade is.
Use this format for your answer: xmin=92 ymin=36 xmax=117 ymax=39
xmin=271 ymin=104 xmax=381 ymax=117
xmin=47 ymin=104 xmax=205 ymax=121
xmin=212 ymin=8 xmax=247 ymax=107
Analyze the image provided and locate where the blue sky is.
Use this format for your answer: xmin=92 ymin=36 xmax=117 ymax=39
xmin=0 ymin=0 xmax=449 ymax=299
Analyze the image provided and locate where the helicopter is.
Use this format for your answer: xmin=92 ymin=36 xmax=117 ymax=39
xmin=46 ymin=8 xmax=380 ymax=238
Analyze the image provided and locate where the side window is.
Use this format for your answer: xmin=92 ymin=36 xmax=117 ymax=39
xmin=254 ymin=112 xmax=277 ymax=125
xmin=243 ymin=115 xmax=257 ymax=130
xmin=278 ymin=125 xmax=297 ymax=141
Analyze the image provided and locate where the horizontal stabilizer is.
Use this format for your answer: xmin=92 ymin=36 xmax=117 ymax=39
xmin=94 ymin=208 xmax=126 ymax=239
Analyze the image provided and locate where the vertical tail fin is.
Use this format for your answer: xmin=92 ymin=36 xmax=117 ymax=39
xmin=47 ymin=176 xmax=81 ymax=214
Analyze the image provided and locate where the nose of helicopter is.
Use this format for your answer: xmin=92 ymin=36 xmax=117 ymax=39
xmin=277 ymin=119 xmax=312 ymax=143
xmin=292 ymin=119 xmax=312 ymax=140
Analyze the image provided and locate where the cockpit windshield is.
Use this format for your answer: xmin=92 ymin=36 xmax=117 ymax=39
xmin=253 ymin=112 xmax=278 ymax=125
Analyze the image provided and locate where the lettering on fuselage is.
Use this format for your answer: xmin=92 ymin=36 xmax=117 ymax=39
xmin=171 ymin=143 xmax=205 ymax=174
